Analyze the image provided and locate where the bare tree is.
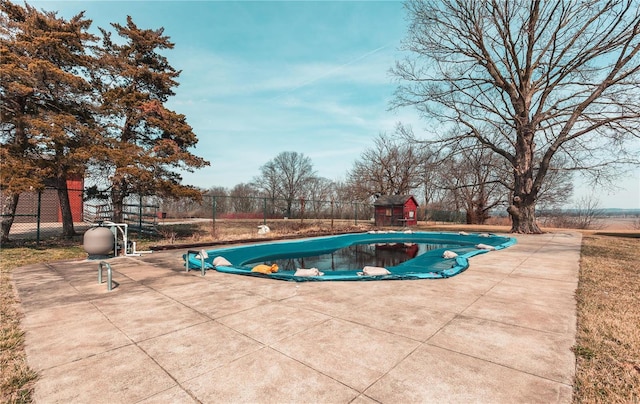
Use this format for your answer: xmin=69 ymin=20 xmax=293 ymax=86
xmin=230 ymin=183 xmax=258 ymax=213
xmin=418 ymin=149 xmax=442 ymax=207
xmin=397 ymin=125 xmax=443 ymax=207
xmin=346 ymin=133 xmax=423 ymax=200
xmin=205 ymin=186 xmax=228 ymax=215
xmin=302 ymin=177 xmax=335 ymax=218
xmin=330 ymin=180 xmax=361 ymax=218
xmin=159 ymin=191 xmax=205 ymax=218
xmin=393 ymin=0 xmax=640 ymax=233
xmin=252 ymin=159 xmax=279 ymax=214
xmin=534 ymin=155 xmax=575 ymax=210
xmin=543 ymin=195 xmax=605 ymax=229
xmin=253 ymin=151 xmax=316 ymax=217
xmin=438 ymin=144 xmax=507 ymax=224
xmin=570 ymin=196 xmax=605 ymax=230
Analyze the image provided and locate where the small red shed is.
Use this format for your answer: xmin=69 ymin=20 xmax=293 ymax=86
xmin=373 ymin=195 xmax=419 ymax=227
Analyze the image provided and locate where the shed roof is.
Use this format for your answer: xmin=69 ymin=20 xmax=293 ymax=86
xmin=373 ymin=195 xmax=418 ymax=207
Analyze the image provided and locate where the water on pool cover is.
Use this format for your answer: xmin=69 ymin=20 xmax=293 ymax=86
xmin=246 ymin=242 xmax=458 ymax=271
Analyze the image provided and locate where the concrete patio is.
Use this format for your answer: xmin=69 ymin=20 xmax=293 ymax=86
xmin=12 ymin=231 xmax=580 ymax=403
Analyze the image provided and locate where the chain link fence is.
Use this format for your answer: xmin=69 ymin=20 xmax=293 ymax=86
xmin=1 ymin=187 xmax=84 ymax=242
xmin=158 ymin=195 xmax=373 ymax=223
xmin=1 ymin=188 xmax=160 ymax=243
xmin=2 ymin=187 xmax=471 ymax=243
xmin=1 ymin=190 xmax=374 ymax=243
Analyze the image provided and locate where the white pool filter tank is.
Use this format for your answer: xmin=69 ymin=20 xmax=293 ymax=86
xmin=83 ymin=226 xmax=115 ymax=255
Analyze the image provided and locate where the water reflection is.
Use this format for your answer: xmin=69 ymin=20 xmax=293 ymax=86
xmin=258 ymin=242 xmax=451 ymax=271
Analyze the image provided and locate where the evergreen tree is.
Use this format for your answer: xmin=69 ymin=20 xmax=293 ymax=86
xmin=0 ymin=1 xmax=97 ymax=241
xmin=94 ymin=16 xmax=208 ymax=222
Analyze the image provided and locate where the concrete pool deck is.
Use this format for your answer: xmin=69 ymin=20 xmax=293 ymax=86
xmin=12 ymin=231 xmax=580 ymax=403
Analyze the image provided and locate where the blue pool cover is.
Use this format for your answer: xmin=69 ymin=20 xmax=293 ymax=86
xmin=183 ymin=231 xmax=516 ymax=281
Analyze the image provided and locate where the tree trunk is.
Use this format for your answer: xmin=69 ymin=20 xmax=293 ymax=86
xmin=508 ymin=196 xmax=542 ymax=233
xmin=286 ymin=199 xmax=293 ymax=218
xmin=508 ymin=125 xmax=543 ymax=234
xmin=466 ymin=206 xmax=489 ymax=225
xmin=465 ymin=209 xmax=476 ymax=224
xmin=111 ymin=179 xmax=126 ymax=223
xmin=112 ymin=190 xmax=124 ymax=223
xmin=55 ymin=174 xmax=76 ymax=238
xmin=506 ymin=156 xmax=552 ymax=232
xmin=1 ymin=192 xmax=20 ymax=243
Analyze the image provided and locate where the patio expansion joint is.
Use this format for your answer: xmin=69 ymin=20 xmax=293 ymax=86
xmin=497 ymin=259 xmax=579 ymax=295
xmin=452 ymin=310 xmax=575 ymax=338
xmin=82 ymin=279 xmax=215 ymax=346
xmin=267 ymin=339 xmax=381 ymax=395
xmin=465 ymin=271 xmax=577 ymax=310
xmin=120 ymin=255 xmax=160 ymax=268
xmin=423 ymin=342 xmax=574 ymax=388
xmin=360 ymin=340 xmax=430 ymax=394
xmin=81 ymin=300 xmax=220 ymax=402
xmin=133 ymin=341 xmax=206 ymax=403
xmin=127 ymin=281 xmax=309 ymax=351
xmin=246 ymin=313 xmax=425 ymax=395
xmin=32 ymin=342 xmax=136 ymax=374
xmin=276 ymin=298 xmax=438 ymax=344
xmin=143 ymin=279 xmax=286 ymax=324
xmin=415 ymin=283 xmax=577 ymax=384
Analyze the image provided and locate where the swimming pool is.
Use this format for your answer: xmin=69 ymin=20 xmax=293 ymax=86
xmin=184 ymin=231 xmax=516 ymax=281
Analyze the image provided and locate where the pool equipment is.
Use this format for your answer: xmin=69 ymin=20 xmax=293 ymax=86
xmin=84 ymin=221 xmax=152 ymax=258
xmin=83 ymin=225 xmax=114 ymax=255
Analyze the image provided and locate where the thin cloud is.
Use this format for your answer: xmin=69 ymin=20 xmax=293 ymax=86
xmin=270 ymin=44 xmax=392 ymax=100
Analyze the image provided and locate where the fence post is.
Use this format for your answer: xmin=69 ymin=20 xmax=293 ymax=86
xmin=263 ymin=197 xmax=267 ymax=225
xmin=36 ymin=190 xmax=42 ymax=246
xmin=138 ymin=194 xmax=143 ymax=230
xmin=354 ymin=202 xmax=358 ymax=225
xmin=212 ymin=196 xmax=217 ymax=237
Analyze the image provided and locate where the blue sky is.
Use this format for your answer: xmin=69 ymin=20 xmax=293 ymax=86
xmin=29 ymin=1 xmax=640 ymax=209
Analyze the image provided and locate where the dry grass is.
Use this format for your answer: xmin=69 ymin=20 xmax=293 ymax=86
xmin=2 ymin=224 xmax=639 ymax=403
xmin=0 ymin=267 xmax=37 ymax=404
xmin=149 ymin=219 xmax=375 ymax=248
xmin=573 ymin=234 xmax=640 ymax=403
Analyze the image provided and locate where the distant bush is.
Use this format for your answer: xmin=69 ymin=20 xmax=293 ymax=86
xmin=540 ymin=197 xmax=605 ymax=230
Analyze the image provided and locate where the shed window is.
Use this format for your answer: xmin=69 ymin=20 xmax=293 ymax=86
xmin=409 ymin=210 xmax=415 ymax=218
xmin=385 ymin=208 xmax=392 ymax=216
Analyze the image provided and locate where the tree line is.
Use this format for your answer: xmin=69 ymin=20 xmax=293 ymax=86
xmin=177 ymin=133 xmax=571 ymax=224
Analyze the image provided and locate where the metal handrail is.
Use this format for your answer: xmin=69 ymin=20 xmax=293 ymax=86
xmin=186 ymin=250 xmax=207 ymax=276
xmin=98 ymin=261 xmax=116 ymax=291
